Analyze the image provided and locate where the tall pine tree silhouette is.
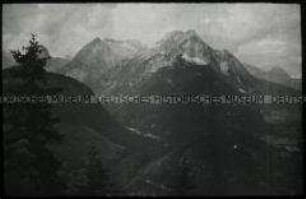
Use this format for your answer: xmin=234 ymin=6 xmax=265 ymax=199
xmin=4 ymin=34 xmax=63 ymax=196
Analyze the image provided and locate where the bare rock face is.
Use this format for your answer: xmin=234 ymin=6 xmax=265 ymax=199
xmin=37 ymin=45 xmax=51 ymax=60
xmin=59 ymin=37 xmax=147 ymax=86
xmin=157 ymin=29 xmax=215 ymax=66
xmin=68 ymin=37 xmax=146 ymax=71
xmin=267 ymin=67 xmax=291 ymax=82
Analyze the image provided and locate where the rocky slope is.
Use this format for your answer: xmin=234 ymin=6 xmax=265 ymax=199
xmin=85 ymin=30 xmax=301 ymax=195
xmin=59 ymin=37 xmax=147 ymax=90
xmin=245 ymin=65 xmax=301 ymax=90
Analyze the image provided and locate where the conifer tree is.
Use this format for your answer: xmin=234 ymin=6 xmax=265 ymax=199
xmin=4 ymin=34 xmax=63 ymax=196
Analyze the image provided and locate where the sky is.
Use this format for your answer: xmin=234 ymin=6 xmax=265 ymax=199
xmin=3 ymin=3 xmax=301 ymax=77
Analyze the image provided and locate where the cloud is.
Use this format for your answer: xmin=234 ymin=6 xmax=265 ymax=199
xmin=3 ymin=4 xmax=116 ymax=56
xmin=2 ymin=3 xmax=301 ymax=77
xmin=234 ymin=4 xmax=301 ymax=76
xmin=237 ymin=36 xmax=301 ymax=75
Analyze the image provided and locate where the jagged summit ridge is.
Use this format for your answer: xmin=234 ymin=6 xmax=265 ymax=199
xmin=60 ymin=29 xmax=280 ymax=95
xmin=156 ymin=29 xmax=215 ymax=65
xmin=92 ymin=37 xmax=102 ymax=43
xmin=159 ymin=29 xmax=201 ymax=43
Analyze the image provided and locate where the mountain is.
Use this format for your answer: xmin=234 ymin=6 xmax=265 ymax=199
xmin=157 ymin=30 xmax=216 ymax=66
xmin=60 ymin=37 xmax=147 ymax=90
xmin=88 ymin=30 xmax=297 ymax=96
xmin=110 ymin=61 xmax=300 ymax=196
xmin=266 ymin=67 xmax=302 ymax=90
xmin=245 ymin=65 xmax=301 ymax=90
xmin=80 ymin=30 xmax=262 ymax=96
xmin=46 ymin=57 xmax=70 ymax=73
xmin=93 ymin=30 xmax=302 ymax=195
xmin=245 ymin=64 xmax=266 ymax=78
xmin=268 ymin=67 xmax=291 ymax=80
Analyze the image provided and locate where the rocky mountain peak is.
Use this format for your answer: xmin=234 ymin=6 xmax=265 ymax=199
xmin=185 ymin=29 xmax=202 ymax=40
xmin=156 ymin=30 xmax=214 ymax=65
xmin=268 ymin=67 xmax=291 ymax=80
xmin=161 ymin=30 xmax=185 ymax=41
xmin=74 ymin=38 xmax=109 ymax=61
xmin=159 ymin=29 xmax=204 ymax=46
xmin=92 ymin=37 xmax=103 ymax=43
xmin=84 ymin=37 xmax=108 ymax=50
xmin=186 ymin=29 xmax=197 ymax=35
xmin=37 ymin=45 xmax=51 ymax=59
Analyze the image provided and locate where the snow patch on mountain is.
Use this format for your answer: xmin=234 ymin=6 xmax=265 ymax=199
xmin=182 ymin=53 xmax=208 ymax=65
xmin=219 ymin=61 xmax=229 ymax=75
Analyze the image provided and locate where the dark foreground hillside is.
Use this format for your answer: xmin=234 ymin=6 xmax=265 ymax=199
xmin=3 ymin=67 xmax=158 ymax=196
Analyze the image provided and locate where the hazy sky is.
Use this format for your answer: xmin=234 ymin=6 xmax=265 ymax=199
xmin=3 ymin=3 xmax=301 ymax=77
